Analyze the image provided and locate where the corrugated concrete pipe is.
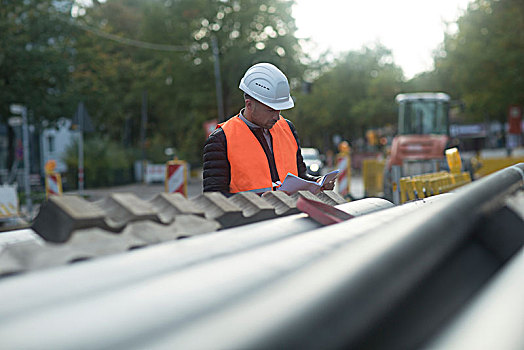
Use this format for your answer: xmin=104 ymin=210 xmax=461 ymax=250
xmin=0 ymin=195 xmax=453 ymax=349
xmin=0 ymin=197 xmax=393 ymax=318
xmin=425 ymin=245 xmax=524 ymax=350
xmin=0 ymin=163 xmax=521 ymax=350
xmin=153 ymin=164 xmax=523 ymax=350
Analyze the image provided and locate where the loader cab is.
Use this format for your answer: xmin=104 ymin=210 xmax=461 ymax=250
xmin=389 ymin=93 xmax=451 ymax=168
xmin=397 ymin=93 xmax=450 ymax=136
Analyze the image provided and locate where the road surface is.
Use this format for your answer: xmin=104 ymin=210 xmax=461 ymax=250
xmin=70 ymin=173 xmax=364 ymax=201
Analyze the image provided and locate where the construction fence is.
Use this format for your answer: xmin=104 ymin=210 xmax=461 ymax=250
xmin=472 ymin=155 xmax=524 ymax=178
xmin=399 ymin=171 xmax=471 ymax=204
xmin=361 ymin=154 xmax=524 ymax=198
xmin=362 ymin=159 xmax=385 ymax=197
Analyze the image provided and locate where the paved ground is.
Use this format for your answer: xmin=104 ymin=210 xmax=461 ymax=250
xmin=17 ymin=173 xmax=364 ymax=223
xmin=67 ymin=173 xmax=365 ymax=201
xmin=66 ymin=177 xmax=204 ymax=202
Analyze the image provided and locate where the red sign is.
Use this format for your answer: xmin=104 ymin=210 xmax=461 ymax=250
xmin=508 ymin=105 xmax=522 ymax=134
xmin=15 ymin=139 xmax=23 ymax=160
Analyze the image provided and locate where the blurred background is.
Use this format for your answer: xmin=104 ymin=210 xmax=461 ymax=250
xmin=0 ymin=0 xmax=522 ymax=203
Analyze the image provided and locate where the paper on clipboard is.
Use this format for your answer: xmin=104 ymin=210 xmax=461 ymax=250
xmin=278 ymin=169 xmax=339 ymax=194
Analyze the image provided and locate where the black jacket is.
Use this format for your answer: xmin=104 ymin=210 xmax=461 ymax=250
xmin=203 ymin=118 xmax=318 ymax=196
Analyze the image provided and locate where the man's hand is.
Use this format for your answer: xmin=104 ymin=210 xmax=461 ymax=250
xmin=320 ymin=179 xmax=335 ymax=191
xmin=316 ymin=176 xmax=335 ymax=191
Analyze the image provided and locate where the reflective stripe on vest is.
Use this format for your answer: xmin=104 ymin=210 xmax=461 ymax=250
xmin=219 ymin=115 xmax=298 ymax=193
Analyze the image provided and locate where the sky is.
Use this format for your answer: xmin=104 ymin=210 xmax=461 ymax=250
xmin=292 ymin=0 xmax=472 ymax=79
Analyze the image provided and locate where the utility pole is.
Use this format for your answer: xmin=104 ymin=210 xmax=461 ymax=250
xmin=211 ymin=36 xmax=225 ymax=122
xmin=73 ymin=101 xmax=94 ymax=193
xmin=78 ymin=102 xmax=85 ymax=193
xmin=140 ymin=90 xmax=148 ymax=182
xmin=21 ymin=106 xmax=32 ymax=215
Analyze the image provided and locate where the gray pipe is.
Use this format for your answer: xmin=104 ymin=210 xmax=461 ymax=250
xmin=0 ymin=164 xmax=521 ymax=349
xmin=0 ymin=198 xmax=392 ymax=319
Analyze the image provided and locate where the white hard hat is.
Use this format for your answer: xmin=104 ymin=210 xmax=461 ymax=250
xmin=239 ymin=63 xmax=294 ymax=110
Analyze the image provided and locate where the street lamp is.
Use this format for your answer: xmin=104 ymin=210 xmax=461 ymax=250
xmin=9 ymin=104 xmax=32 ymax=215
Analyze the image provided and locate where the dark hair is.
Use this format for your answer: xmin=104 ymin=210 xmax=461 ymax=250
xmin=244 ymin=93 xmax=253 ymax=100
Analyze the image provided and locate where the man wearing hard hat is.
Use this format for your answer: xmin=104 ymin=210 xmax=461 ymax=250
xmin=203 ymin=62 xmax=334 ymax=196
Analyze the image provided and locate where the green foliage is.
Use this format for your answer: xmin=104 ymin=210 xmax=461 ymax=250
xmin=403 ymin=71 xmax=446 ymax=93
xmin=64 ymin=0 xmax=306 ymax=164
xmin=200 ymin=0 xmax=305 ymax=113
xmin=5 ymin=0 xmax=521 ymax=180
xmin=433 ymin=0 xmax=524 ymax=122
xmin=0 ymin=0 xmax=76 ymax=123
xmin=63 ymin=136 xmax=136 ymax=188
xmin=18 ymin=190 xmax=46 ymax=206
xmin=287 ymin=44 xmax=403 ymax=150
xmin=2 ymin=0 xmax=407 ymax=170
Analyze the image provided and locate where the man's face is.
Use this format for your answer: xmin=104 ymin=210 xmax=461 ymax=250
xmin=247 ymin=98 xmax=280 ymax=129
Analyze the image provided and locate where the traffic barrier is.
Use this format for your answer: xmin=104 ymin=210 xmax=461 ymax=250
xmin=445 ymin=147 xmax=462 ymax=174
xmin=399 ymin=171 xmax=472 ymax=203
xmin=44 ymin=172 xmax=62 ymax=198
xmin=145 ymin=163 xmax=166 ymax=184
xmin=44 ymin=160 xmax=62 ymax=199
xmin=0 ymin=185 xmax=19 ymax=218
xmin=362 ymin=159 xmax=385 ymax=197
xmin=165 ymin=160 xmax=187 ymax=196
xmin=473 ymin=156 xmax=524 ymax=178
xmin=336 ymin=152 xmax=351 ymax=197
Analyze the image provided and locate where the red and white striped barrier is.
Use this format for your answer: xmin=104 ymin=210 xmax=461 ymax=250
xmin=45 ymin=172 xmax=63 ymax=198
xmin=336 ymin=153 xmax=351 ymax=197
xmin=165 ymin=160 xmax=187 ymax=196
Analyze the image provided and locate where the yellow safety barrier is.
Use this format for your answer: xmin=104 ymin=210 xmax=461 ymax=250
xmin=362 ymin=159 xmax=385 ymax=197
xmin=399 ymin=171 xmax=471 ymax=203
xmin=445 ymin=148 xmax=462 ymax=174
xmin=473 ymin=156 xmax=524 ymax=178
xmin=363 ymin=149 xmax=523 ymax=201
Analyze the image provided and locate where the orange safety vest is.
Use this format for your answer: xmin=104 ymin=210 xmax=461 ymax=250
xmin=219 ymin=115 xmax=298 ymax=193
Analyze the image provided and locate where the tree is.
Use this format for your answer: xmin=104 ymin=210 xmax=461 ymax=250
xmin=288 ymin=44 xmax=403 ymax=150
xmin=434 ymin=0 xmax=524 ymax=122
xmin=68 ymin=0 xmax=306 ymax=164
xmin=0 ymin=0 xmax=75 ymax=122
xmin=65 ymin=0 xmax=148 ymax=144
